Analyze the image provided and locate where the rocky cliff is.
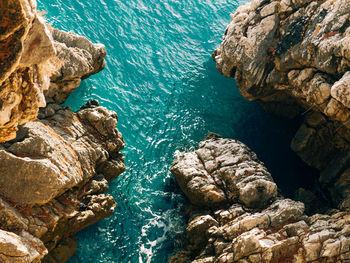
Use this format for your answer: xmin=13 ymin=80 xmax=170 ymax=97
xmin=213 ymin=0 xmax=350 ymax=209
xmin=0 ymin=0 xmax=124 ymax=262
xmin=170 ymin=135 xmax=350 ymax=263
xmin=0 ymin=0 xmax=106 ymax=143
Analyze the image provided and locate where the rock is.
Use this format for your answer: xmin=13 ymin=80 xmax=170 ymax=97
xmin=171 ymin=136 xmax=277 ymax=209
xmin=213 ymin=0 xmax=350 ymax=209
xmin=0 ymin=0 xmax=107 ymax=143
xmin=45 ymin=28 xmax=107 ymax=104
xmin=19 ymin=16 xmax=55 ymax=68
xmin=0 ymin=104 xmax=124 ymax=205
xmin=42 ymin=236 xmax=77 ymax=263
xmin=187 ymin=215 xmax=218 ymax=249
xmin=0 ymin=0 xmax=120 ymax=261
xmin=295 ymin=188 xmax=329 ymax=215
xmin=170 ymin=136 xmax=350 ymax=262
xmin=0 ymin=0 xmax=56 ymax=143
xmin=0 ymin=102 xmax=125 ymax=261
xmin=0 ymin=230 xmax=47 ymax=263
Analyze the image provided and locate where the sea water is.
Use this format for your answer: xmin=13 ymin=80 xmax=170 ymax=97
xmin=37 ymin=0 xmax=316 ymax=262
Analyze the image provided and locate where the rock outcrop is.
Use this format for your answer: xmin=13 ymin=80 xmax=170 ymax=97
xmin=213 ymin=0 xmax=350 ymax=209
xmin=0 ymin=0 xmax=107 ymax=143
xmin=0 ymin=0 xmax=121 ymax=262
xmin=0 ymin=0 xmax=55 ymax=143
xmin=0 ymin=101 xmax=125 ymax=262
xmin=45 ymin=28 xmax=107 ymax=104
xmin=170 ymin=136 xmax=350 ymax=263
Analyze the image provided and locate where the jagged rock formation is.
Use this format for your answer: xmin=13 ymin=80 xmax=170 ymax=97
xmin=45 ymin=28 xmax=107 ymax=104
xmin=0 ymin=0 xmax=106 ymax=143
xmin=0 ymin=0 xmax=121 ymax=262
xmin=0 ymin=101 xmax=125 ymax=262
xmin=171 ymin=134 xmax=277 ymax=209
xmin=0 ymin=0 xmax=55 ymax=143
xmin=170 ymin=136 xmax=350 ymax=263
xmin=213 ymin=0 xmax=350 ymax=209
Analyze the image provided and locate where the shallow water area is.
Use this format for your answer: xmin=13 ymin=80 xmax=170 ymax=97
xmin=37 ymin=0 xmax=316 ymax=262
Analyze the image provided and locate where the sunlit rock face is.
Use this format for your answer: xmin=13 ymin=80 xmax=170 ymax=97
xmin=170 ymin=135 xmax=350 ymax=263
xmin=45 ymin=28 xmax=107 ymax=104
xmin=213 ymin=0 xmax=350 ymax=209
xmin=0 ymin=0 xmax=107 ymax=144
xmin=0 ymin=1 xmax=117 ymax=261
xmin=0 ymin=101 xmax=125 ymax=262
xmin=0 ymin=0 xmax=55 ymax=143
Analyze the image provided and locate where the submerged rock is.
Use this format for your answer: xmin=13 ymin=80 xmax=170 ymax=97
xmin=170 ymin=136 xmax=350 ymax=263
xmin=213 ymin=0 xmax=350 ymax=209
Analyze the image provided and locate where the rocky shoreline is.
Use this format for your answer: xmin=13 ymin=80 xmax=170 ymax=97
xmin=213 ymin=0 xmax=350 ymax=210
xmin=170 ymin=0 xmax=350 ymax=262
xmin=170 ymin=135 xmax=350 ymax=262
xmin=1 ymin=0 xmax=350 ymax=262
xmin=0 ymin=0 xmax=124 ymax=261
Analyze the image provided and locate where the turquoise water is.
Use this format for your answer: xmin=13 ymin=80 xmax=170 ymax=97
xmin=37 ymin=0 xmax=316 ymax=262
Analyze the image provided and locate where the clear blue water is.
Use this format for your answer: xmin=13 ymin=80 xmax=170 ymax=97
xmin=37 ymin=0 xmax=316 ymax=262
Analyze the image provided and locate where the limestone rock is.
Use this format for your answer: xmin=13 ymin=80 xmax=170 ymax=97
xmin=171 ymin=137 xmax=277 ymax=209
xmin=170 ymin=136 xmax=350 ymax=262
xmin=0 ymin=101 xmax=125 ymax=261
xmin=0 ymin=0 xmax=55 ymax=143
xmin=0 ymin=103 xmax=123 ymax=205
xmin=213 ymin=0 xmax=350 ymax=209
xmin=0 ymin=0 xmax=107 ymax=143
xmin=45 ymin=28 xmax=107 ymax=104
xmin=0 ymin=1 xmax=118 ymax=261
xmin=0 ymin=230 xmax=47 ymax=263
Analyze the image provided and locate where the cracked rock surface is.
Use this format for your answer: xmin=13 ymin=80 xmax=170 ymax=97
xmin=0 ymin=0 xmax=116 ymax=262
xmin=45 ymin=28 xmax=107 ymax=104
xmin=0 ymin=0 xmax=55 ymax=143
xmin=213 ymin=0 xmax=350 ymax=209
xmin=0 ymin=0 xmax=106 ymax=143
xmin=170 ymin=136 xmax=350 ymax=263
xmin=0 ymin=101 xmax=125 ymax=262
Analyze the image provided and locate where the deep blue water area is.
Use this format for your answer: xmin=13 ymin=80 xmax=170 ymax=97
xmin=37 ymin=0 xmax=317 ymax=262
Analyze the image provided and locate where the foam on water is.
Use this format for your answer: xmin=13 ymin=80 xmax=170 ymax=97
xmin=37 ymin=0 xmax=316 ymax=262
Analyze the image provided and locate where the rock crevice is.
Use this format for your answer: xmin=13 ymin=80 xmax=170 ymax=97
xmin=170 ymin=136 xmax=350 ymax=263
xmin=0 ymin=1 xmax=123 ymax=262
xmin=213 ymin=0 xmax=350 ymax=209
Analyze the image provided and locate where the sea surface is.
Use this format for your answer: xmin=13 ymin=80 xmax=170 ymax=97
xmin=37 ymin=0 xmax=316 ymax=262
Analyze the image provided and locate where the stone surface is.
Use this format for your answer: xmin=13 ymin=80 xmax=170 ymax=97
xmin=0 ymin=101 xmax=125 ymax=262
xmin=0 ymin=0 xmax=117 ymax=262
xmin=213 ymin=0 xmax=350 ymax=209
xmin=45 ymin=28 xmax=107 ymax=104
xmin=0 ymin=0 xmax=106 ymax=143
xmin=0 ymin=103 xmax=124 ymax=205
xmin=170 ymin=136 xmax=350 ymax=263
xmin=0 ymin=0 xmax=55 ymax=143
xmin=171 ymin=137 xmax=277 ymax=209
xmin=0 ymin=229 xmax=47 ymax=263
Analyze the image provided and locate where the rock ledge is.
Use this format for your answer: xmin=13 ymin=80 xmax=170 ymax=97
xmin=170 ymin=136 xmax=350 ymax=263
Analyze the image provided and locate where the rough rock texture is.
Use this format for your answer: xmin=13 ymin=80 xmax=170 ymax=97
xmin=0 ymin=0 xmax=106 ymax=143
xmin=0 ymin=101 xmax=125 ymax=262
xmin=170 ymin=136 xmax=350 ymax=263
xmin=45 ymin=28 xmax=107 ymax=104
xmin=0 ymin=0 xmax=55 ymax=143
xmin=171 ymin=134 xmax=277 ymax=209
xmin=0 ymin=1 xmax=119 ymax=261
xmin=213 ymin=0 xmax=350 ymax=209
